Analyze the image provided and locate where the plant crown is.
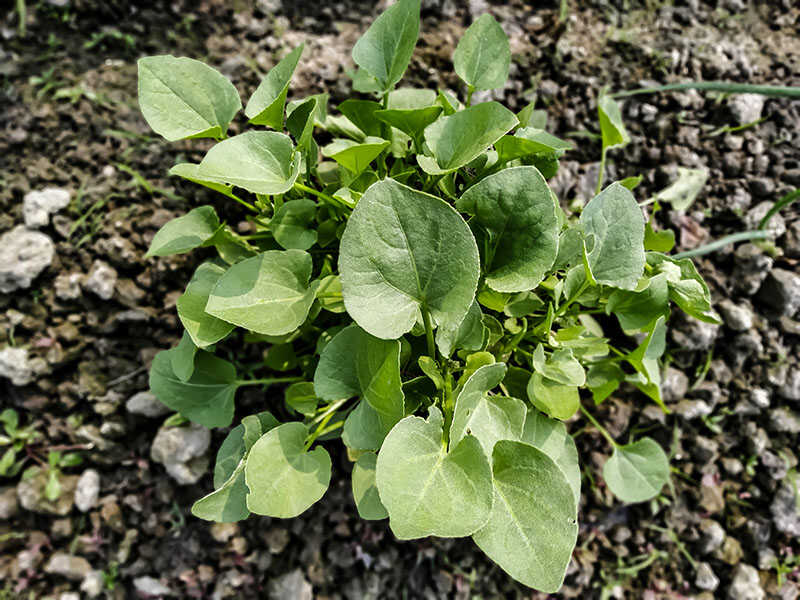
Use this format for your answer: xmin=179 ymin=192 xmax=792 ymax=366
xmin=138 ymin=0 xmax=718 ymax=591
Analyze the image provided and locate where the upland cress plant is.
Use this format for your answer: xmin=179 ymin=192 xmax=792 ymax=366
xmin=137 ymin=0 xmax=719 ymax=592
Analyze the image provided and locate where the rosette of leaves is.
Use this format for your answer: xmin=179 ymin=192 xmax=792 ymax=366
xmin=138 ymin=0 xmax=717 ymax=592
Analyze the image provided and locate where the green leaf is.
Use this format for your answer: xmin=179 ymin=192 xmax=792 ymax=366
xmin=586 ymin=362 xmax=625 ymax=404
xmin=527 ymin=373 xmax=579 ymax=421
xmin=245 ymin=422 xmax=332 ymax=518
xmin=286 ymin=95 xmax=324 ymax=154
xmin=648 ymin=253 xmax=720 ymax=323
xmin=375 ymin=407 xmax=493 ymax=539
xmin=420 ymin=102 xmax=518 ymax=173
xmin=553 ymin=225 xmax=584 ymax=271
xmin=388 ymin=87 xmax=437 ymax=109
xmin=192 ymin=411 xmax=279 ymax=522
xmin=495 ymin=127 xmax=571 ymax=163
xmin=457 ymin=166 xmax=560 ymax=292
xmin=271 ymin=199 xmax=317 ymax=250
xmin=315 ymin=275 xmax=346 ymax=313
xmin=581 ymin=182 xmax=645 ymax=290
xmin=453 ymin=14 xmax=510 ymax=91
xmin=603 ymin=437 xmax=669 ymax=503
xmin=177 ymin=262 xmax=235 ymax=348
xmin=196 ymin=131 xmax=301 ymax=195
xmin=651 ymin=167 xmax=708 ymax=211
xmin=137 ymin=56 xmax=241 ymax=141
xmin=146 ymin=206 xmax=220 ymax=258
xmin=351 ymin=0 xmax=420 ymax=93
xmin=206 ymin=250 xmax=318 ymax=336
xmin=597 ymin=95 xmax=629 ymax=150
xmin=352 ymin=453 xmax=388 ymax=520
xmin=644 ymin=222 xmax=676 ymax=252
xmin=472 ymin=440 xmax=578 ymax=593
xmin=149 ymin=349 xmax=238 ymax=428
xmin=169 ymin=163 xmax=238 ymax=198
xmin=339 ymin=178 xmax=480 ymax=339
xmin=171 ymin=332 xmax=198 ymax=382
xmin=606 ymin=274 xmax=670 ymax=331
xmin=435 ymin=299 xmax=485 ymax=357
xmin=321 ymin=137 xmax=390 ymax=175
xmin=374 ymin=106 xmax=442 ymax=144
xmin=210 ymin=226 xmax=258 ymax=265
xmin=245 ymin=44 xmax=304 ymax=128
xmin=531 ymin=345 xmax=585 ymax=386
xmin=338 ymin=99 xmax=384 ymax=137
xmin=284 ymin=382 xmax=318 ymax=417
xmin=450 ymin=363 xmax=526 ymax=456
xmin=342 ymin=400 xmax=388 ymax=451
xmin=521 ymin=410 xmax=581 ymax=505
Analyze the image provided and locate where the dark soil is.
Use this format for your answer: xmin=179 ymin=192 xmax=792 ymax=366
xmin=1 ymin=0 xmax=799 ymax=598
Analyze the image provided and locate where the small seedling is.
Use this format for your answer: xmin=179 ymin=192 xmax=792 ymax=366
xmin=137 ymin=0 xmax=718 ymax=591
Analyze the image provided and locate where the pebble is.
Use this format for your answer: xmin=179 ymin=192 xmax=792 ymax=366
xmin=54 ymin=272 xmax=84 ymax=301
xmin=674 ymin=399 xmax=712 ymax=420
xmin=770 ymin=482 xmax=800 ymax=537
xmin=0 ymin=485 xmax=19 ymax=519
xmin=133 ymin=576 xmax=173 ymax=597
xmin=17 ymin=472 xmax=78 ymax=515
xmin=732 ymin=244 xmax=772 ymax=296
xmin=44 ymin=553 xmax=92 ymax=581
xmin=661 ymin=367 xmax=688 ymax=403
xmin=75 ymin=469 xmax=100 ymax=512
xmin=126 ymin=391 xmax=171 ymax=417
xmin=23 ymin=188 xmax=71 ymax=228
xmin=758 ymin=269 xmax=800 ymax=317
xmin=778 ymin=368 xmax=800 ymax=402
xmin=728 ymin=563 xmax=764 ymax=600
xmin=0 ymin=347 xmax=35 ymax=386
xmin=717 ymin=299 xmax=754 ymax=332
xmin=745 ymin=201 xmax=785 ymax=238
xmin=0 ymin=225 xmax=55 ymax=293
xmin=750 ymin=388 xmax=770 ymax=409
xmin=671 ymin=316 xmax=719 ymax=351
xmin=150 ymin=424 xmax=210 ymax=485
xmin=768 ymin=407 xmax=800 ymax=434
xmin=698 ymin=519 xmax=726 ymax=555
xmin=268 ymin=569 xmax=313 ymax=600
xmin=81 ymin=570 xmax=105 ymax=598
xmin=695 ymin=562 xmax=720 ymax=592
xmin=729 ymin=94 xmax=765 ymax=125
xmin=85 ymin=260 xmax=118 ymax=300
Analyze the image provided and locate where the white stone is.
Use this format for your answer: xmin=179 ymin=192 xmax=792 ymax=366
xmin=84 ymin=260 xmax=117 ymax=300
xmin=0 ymin=226 xmax=55 ymax=293
xmin=75 ymin=469 xmax=100 ymax=512
xmin=134 ymin=576 xmax=173 ymax=596
xmin=150 ymin=424 xmax=210 ymax=485
xmin=0 ymin=347 xmax=34 ymax=386
xmin=126 ymin=391 xmax=171 ymax=418
xmin=23 ymin=188 xmax=71 ymax=228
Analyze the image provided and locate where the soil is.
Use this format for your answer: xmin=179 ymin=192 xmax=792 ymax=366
xmin=1 ymin=0 xmax=799 ymax=598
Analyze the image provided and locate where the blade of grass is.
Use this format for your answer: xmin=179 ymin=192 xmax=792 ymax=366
xmin=672 ymin=230 xmax=771 ymax=259
xmin=612 ymin=82 xmax=800 ymax=99
xmin=759 ymin=189 xmax=800 ymax=230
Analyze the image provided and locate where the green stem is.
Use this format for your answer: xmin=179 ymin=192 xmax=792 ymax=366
xmin=554 ymin=278 xmax=591 ymax=318
xmin=310 ymin=398 xmax=349 ymax=427
xmin=293 ymin=182 xmax=346 ymax=210
xmin=671 ymin=230 xmax=771 ymax=259
xmin=612 ymin=81 xmax=800 ymax=99
xmin=304 ymin=409 xmax=337 ymax=450
xmin=759 ymin=189 xmax=800 ymax=230
xmin=579 ymin=404 xmax=618 ymax=448
xmin=466 ymin=85 xmax=475 ymax=107
xmin=421 ymin=306 xmax=436 ymax=359
xmin=237 ymin=376 xmax=302 ymax=387
xmin=595 ymin=146 xmax=607 ymax=195
xmin=16 ymin=0 xmax=25 ymax=37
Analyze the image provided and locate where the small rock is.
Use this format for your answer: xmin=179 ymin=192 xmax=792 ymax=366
xmin=126 ymin=391 xmax=171 ymax=418
xmin=0 ymin=485 xmax=19 ymax=519
xmin=671 ymin=314 xmax=719 ymax=351
xmin=150 ymin=424 xmax=210 ymax=485
xmin=44 ymin=553 xmax=92 ymax=581
xmin=54 ymin=272 xmax=84 ymax=301
xmin=768 ymin=407 xmax=800 ymax=434
xmin=758 ymin=269 xmax=800 ymax=317
xmin=661 ymin=367 xmax=689 ymax=403
xmin=268 ymin=569 xmax=313 ymax=600
xmin=264 ymin=527 xmax=290 ymax=554
xmin=75 ymin=469 xmax=100 ymax=512
xmin=728 ymin=563 xmax=764 ymax=600
xmin=0 ymin=226 xmax=55 ymax=293
xmin=696 ymin=562 xmax=720 ymax=591
xmin=729 ymin=94 xmax=765 ymax=125
xmin=675 ymin=399 xmax=712 ymax=420
xmin=17 ymin=473 xmax=78 ymax=515
xmin=718 ymin=536 xmax=744 ymax=566
xmin=134 ymin=576 xmax=173 ymax=597
xmin=691 ymin=436 xmax=719 ymax=464
xmin=771 ymin=481 xmax=800 ymax=536
xmin=745 ymin=201 xmax=785 ymax=238
xmin=81 ymin=570 xmax=105 ymax=598
xmin=211 ymin=522 xmax=239 ymax=543
xmin=778 ymin=368 xmax=800 ymax=402
xmin=732 ymin=244 xmax=772 ymax=296
xmin=746 ymin=425 xmax=769 ymax=455
xmin=722 ymin=457 xmax=744 ymax=476
xmin=698 ymin=519 xmax=726 ymax=555
xmin=717 ymin=299 xmax=754 ymax=332
xmin=750 ymin=388 xmax=770 ymax=409
xmin=761 ymin=451 xmax=788 ymax=480
xmin=0 ymin=347 xmax=35 ymax=386
xmin=23 ymin=188 xmax=71 ymax=228
xmin=60 ymin=593 xmax=80 ymax=600
xmin=85 ymin=260 xmax=118 ymax=300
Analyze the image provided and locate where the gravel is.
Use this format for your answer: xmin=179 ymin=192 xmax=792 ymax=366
xmin=150 ymin=424 xmax=211 ymax=485
xmin=727 ymin=563 xmax=764 ymax=600
xmin=84 ymin=259 xmax=118 ymax=300
xmin=134 ymin=576 xmax=174 ymax=597
xmin=44 ymin=553 xmax=93 ymax=581
xmin=127 ymin=391 xmax=172 ymax=417
xmin=0 ymin=346 xmax=35 ymax=386
xmin=23 ymin=187 xmax=71 ymax=228
xmin=757 ymin=269 xmax=800 ymax=317
xmin=74 ymin=469 xmax=100 ymax=512
xmin=729 ymin=94 xmax=765 ymax=125
xmin=0 ymin=225 xmax=55 ymax=293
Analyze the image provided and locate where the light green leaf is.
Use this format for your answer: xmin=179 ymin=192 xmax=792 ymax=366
xmin=531 ymin=345 xmax=585 ymax=387
xmin=553 ymin=225 xmax=584 ymax=271
xmin=420 ymin=102 xmax=518 ymax=173
xmin=245 ymin=43 xmax=304 ymax=128
xmin=598 ymin=95 xmax=629 ymax=150
xmin=339 ymin=178 xmax=480 ymax=339
xmin=352 ymin=453 xmax=388 ymax=520
xmin=315 ymin=275 xmax=346 ymax=313
xmin=149 ymin=349 xmax=238 ymax=428
xmin=321 ymin=137 xmax=390 ymax=175
xmin=171 ymin=332 xmax=198 ymax=382
xmin=137 ymin=56 xmax=241 ymax=141
xmin=606 ymin=273 xmax=670 ymax=331
xmin=284 ymin=382 xmax=318 ymax=417
xmin=146 ymin=206 xmax=220 ymax=258
xmin=351 ymin=0 xmax=420 ymax=92
xmin=495 ymin=127 xmax=571 ymax=163
xmin=651 ymin=167 xmax=708 ymax=211
xmin=586 ymin=362 xmax=625 ymax=404
xmin=342 ymin=400 xmax=389 ymax=451
xmin=458 ymin=166 xmax=559 ymax=292
xmin=472 ymin=440 xmax=578 ymax=593
xmin=388 ymin=87 xmax=437 ymax=109
xmin=648 ymin=253 xmax=720 ymax=323
xmin=453 ymin=14 xmax=510 ymax=91
xmin=581 ymin=182 xmax=645 ymax=290
xmin=374 ymin=106 xmax=442 ymax=144
xmin=435 ymin=299 xmax=485 ymax=357
xmin=603 ymin=437 xmax=669 ymax=503
xmin=177 ymin=262 xmax=235 ymax=348
xmin=286 ymin=96 xmax=323 ymax=154
xmin=376 ymin=407 xmax=493 ymax=539
xmin=527 ymin=373 xmax=579 ymax=421
xmin=271 ymin=199 xmax=317 ymax=250
xmin=338 ymin=99 xmax=383 ymax=137
xmin=644 ymin=221 xmax=676 ymax=252
xmin=245 ymin=422 xmax=332 ymax=518
xmin=206 ymin=250 xmax=318 ymax=336
xmin=521 ymin=410 xmax=581 ymax=505
xmin=169 ymin=163 xmax=237 ymax=198
xmin=451 ymin=363 xmax=526 ymax=455
xmin=196 ymin=131 xmax=301 ymax=195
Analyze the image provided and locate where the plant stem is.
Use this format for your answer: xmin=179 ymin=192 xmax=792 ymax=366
xmin=579 ymin=404 xmax=617 ymax=448
xmin=466 ymin=85 xmax=475 ymax=107
xmin=554 ymin=278 xmax=591 ymax=318
xmin=671 ymin=230 xmax=771 ymax=259
xmin=224 ymin=191 xmax=259 ymax=213
xmin=421 ymin=306 xmax=436 ymax=359
xmin=310 ymin=398 xmax=349 ymax=427
xmin=16 ymin=0 xmax=25 ymax=37
xmin=293 ymin=182 xmax=346 ymax=210
xmin=759 ymin=189 xmax=800 ymax=230
xmin=304 ymin=409 xmax=338 ymax=450
xmin=612 ymin=81 xmax=800 ymax=99
xmin=237 ymin=376 xmax=302 ymax=387
xmin=595 ymin=146 xmax=607 ymax=195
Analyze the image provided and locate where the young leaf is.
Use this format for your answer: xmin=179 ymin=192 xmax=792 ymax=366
xmin=606 ymin=273 xmax=670 ymax=331
xmin=146 ymin=206 xmax=220 ymax=258
xmin=171 ymin=332 xmax=198 ymax=382
xmin=453 ymin=14 xmax=510 ymax=91
xmin=196 ymin=131 xmax=301 ymax=195
xmin=495 ymin=127 xmax=572 ymax=163
xmin=342 ymin=400 xmax=389 ymax=451
xmin=375 ymin=407 xmax=493 ymax=539
xmin=457 ymin=166 xmax=560 ymax=292
xmin=581 ymin=182 xmax=645 ymax=290
xmin=169 ymin=163 xmax=238 ymax=198
xmin=352 ymin=452 xmax=388 ymax=520
xmin=338 ymin=99 xmax=384 ymax=137
xmin=149 ymin=349 xmax=238 ymax=428
xmin=472 ymin=440 xmax=578 ymax=593
xmin=245 ymin=422 xmax=332 ymax=518
xmin=138 ymin=56 xmax=241 ymax=141
xmin=271 ymin=199 xmax=318 ymax=250
xmin=651 ymin=167 xmax=708 ymax=211
xmin=527 ymin=373 xmax=579 ymax=421
xmin=321 ymin=137 xmax=390 ymax=175
xmin=419 ymin=102 xmax=518 ymax=173
xmin=531 ymin=345 xmax=586 ymax=387
xmin=351 ymin=0 xmax=421 ymax=93
xmin=315 ymin=275 xmax=346 ymax=314
xmin=597 ymin=95 xmax=629 ymax=150
xmin=284 ymin=382 xmax=318 ymax=417
xmin=450 ymin=363 xmax=527 ymax=455
xmin=177 ymin=262 xmax=235 ymax=348
xmin=339 ymin=178 xmax=480 ymax=339
xmin=644 ymin=221 xmax=676 ymax=252
xmin=374 ymin=106 xmax=442 ymax=146
xmin=206 ymin=250 xmax=318 ymax=336
xmin=521 ymin=410 xmax=581 ymax=504
xmin=603 ymin=437 xmax=669 ymax=503
xmin=435 ymin=299 xmax=485 ymax=357
xmin=586 ymin=362 xmax=625 ymax=404
xmin=245 ymin=44 xmax=304 ymax=128
xmin=647 ymin=253 xmax=720 ymax=323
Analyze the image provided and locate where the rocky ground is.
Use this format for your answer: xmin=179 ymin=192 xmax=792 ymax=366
xmin=1 ymin=0 xmax=799 ymax=598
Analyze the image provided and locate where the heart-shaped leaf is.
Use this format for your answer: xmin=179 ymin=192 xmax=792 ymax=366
xmin=245 ymin=44 xmax=304 ymax=128
xmin=177 ymin=262 xmax=235 ymax=348
xmin=521 ymin=409 xmax=580 ymax=504
xmin=146 ymin=206 xmax=220 ymax=258
xmin=527 ymin=373 xmax=579 ymax=421
xmin=170 ymin=332 xmax=198 ymax=382
xmin=352 ymin=452 xmax=388 ymax=520
xmin=322 ymin=137 xmax=390 ymax=175
xmin=271 ymin=199 xmax=317 ymax=250
xmin=435 ymin=299 xmax=485 ymax=357
xmin=603 ymin=437 xmax=669 ymax=503
xmin=453 ymin=14 xmax=510 ymax=91
xmin=606 ymin=273 xmax=670 ymax=331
